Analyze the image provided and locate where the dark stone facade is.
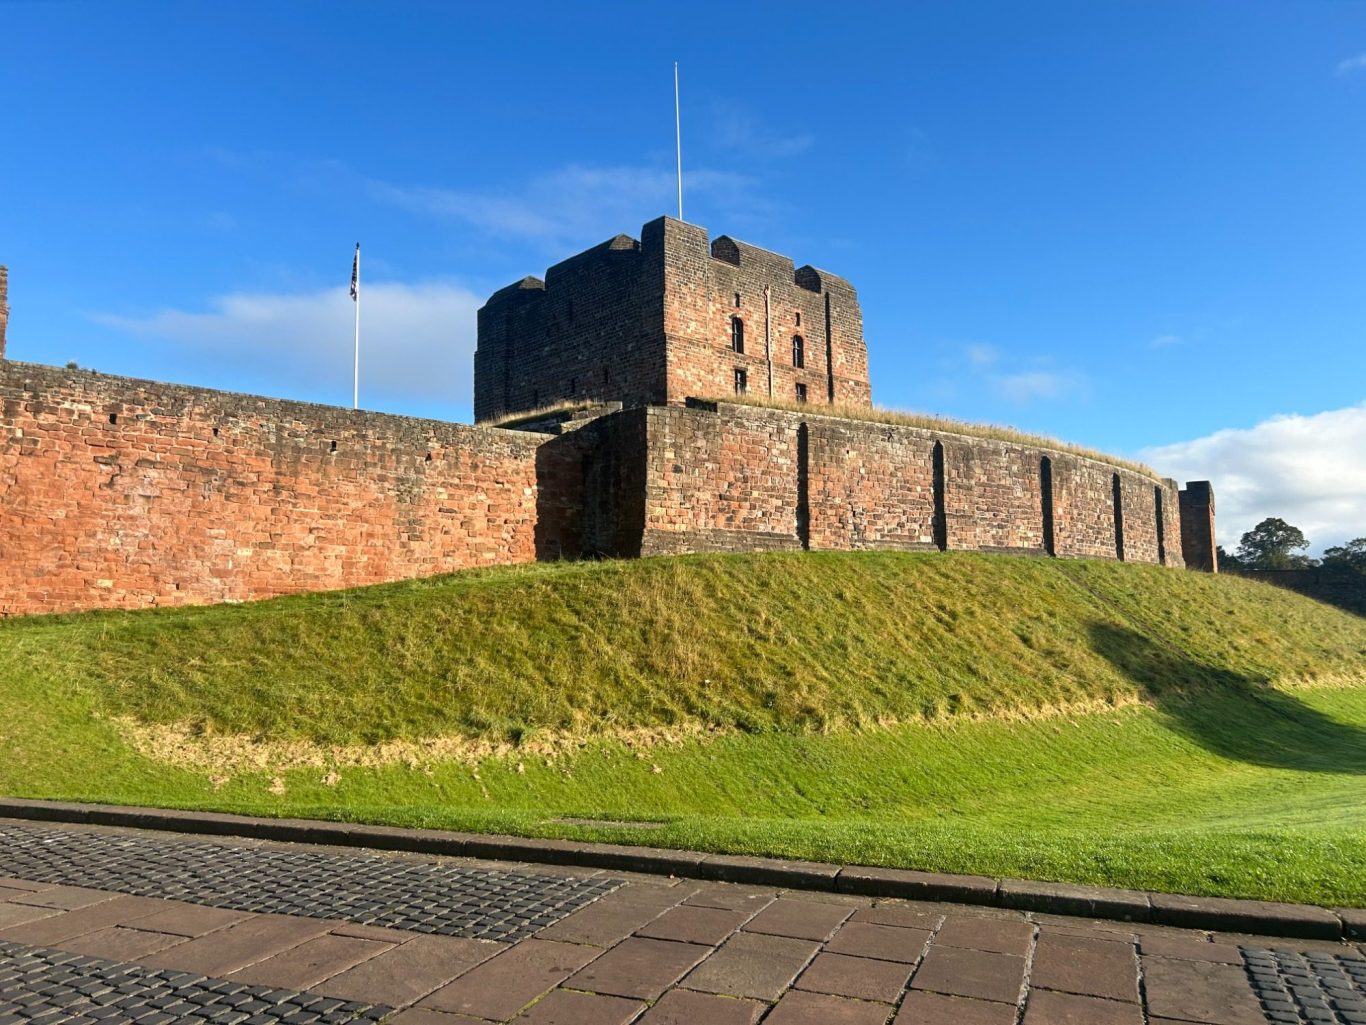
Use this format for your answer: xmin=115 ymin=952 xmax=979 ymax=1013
xmin=474 ymin=218 xmax=872 ymax=423
xmin=1178 ymin=481 xmax=1217 ymax=572
xmin=1229 ymin=568 xmax=1366 ymax=617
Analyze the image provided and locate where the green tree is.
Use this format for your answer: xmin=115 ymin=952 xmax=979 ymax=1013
xmin=1216 ymin=545 xmax=1245 ymax=571
xmin=1235 ymin=517 xmax=1312 ymax=570
xmin=1321 ymin=537 xmax=1366 ymax=574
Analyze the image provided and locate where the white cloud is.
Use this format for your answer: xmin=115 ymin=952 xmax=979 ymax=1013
xmin=992 ymin=370 xmax=1084 ymax=404
xmin=964 ymin=343 xmax=999 ymax=368
xmin=709 ymin=101 xmax=814 ymax=159
xmin=1336 ymin=53 xmax=1366 ymax=77
xmin=1142 ymin=403 xmax=1366 ymax=552
xmin=1150 ymin=333 xmax=1181 ymax=349
xmin=370 ymin=164 xmax=762 ymax=251
xmin=93 ymin=281 xmax=479 ymax=408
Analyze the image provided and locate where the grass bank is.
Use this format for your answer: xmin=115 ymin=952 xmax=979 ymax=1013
xmin=2 ymin=552 xmax=1364 ymax=905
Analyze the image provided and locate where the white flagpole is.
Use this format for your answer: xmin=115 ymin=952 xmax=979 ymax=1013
xmin=352 ymin=244 xmax=360 ymax=410
xmin=674 ymin=62 xmax=683 ymax=221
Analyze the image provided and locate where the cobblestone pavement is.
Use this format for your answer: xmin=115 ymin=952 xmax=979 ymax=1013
xmin=2 ymin=820 xmax=1364 ymax=1024
xmin=1244 ymin=947 xmax=1366 ymax=1024
xmin=0 ymin=823 xmax=616 ymax=942
xmin=0 ymin=939 xmax=390 ymax=1023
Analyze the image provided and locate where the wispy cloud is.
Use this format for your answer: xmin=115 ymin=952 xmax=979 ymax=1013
xmin=1150 ymin=333 xmax=1181 ymax=349
xmin=370 ymin=164 xmax=763 ymax=251
xmin=992 ymin=369 xmax=1085 ymax=404
xmin=1142 ymin=402 xmax=1366 ymax=553
xmin=93 ymin=281 xmax=480 ymax=408
xmin=1336 ymin=53 xmax=1366 ymax=77
xmin=708 ymin=101 xmax=814 ymax=159
xmin=964 ymin=343 xmax=999 ymax=368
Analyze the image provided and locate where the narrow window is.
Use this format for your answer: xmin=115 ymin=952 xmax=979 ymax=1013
xmin=792 ymin=334 xmax=805 ymax=368
xmin=932 ymin=441 xmax=947 ymax=551
xmin=603 ymin=367 xmax=611 ymax=385
xmin=796 ymin=311 xmax=802 ymax=327
xmin=731 ymin=316 xmax=745 ymax=354
xmin=1040 ymin=456 xmax=1055 ymax=556
xmin=532 ymin=388 xmax=539 ymax=407
xmin=1155 ymin=486 xmax=1166 ymax=565
xmin=1112 ymin=474 xmax=1126 ymax=561
xmin=569 ymin=376 xmax=576 ymax=394
xmin=734 ymin=368 xmax=748 ymax=395
xmin=734 ymin=292 xmax=741 ymax=308
xmin=795 ymin=383 xmax=808 ymax=403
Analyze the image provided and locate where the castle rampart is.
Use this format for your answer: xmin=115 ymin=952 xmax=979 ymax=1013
xmin=0 ymin=360 xmax=582 ymax=616
xmin=620 ymin=402 xmax=1184 ymax=566
xmin=475 ymin=218 xmax=872 ymax=423
xmin=0 ymin=360 xmax=1204 ymax=617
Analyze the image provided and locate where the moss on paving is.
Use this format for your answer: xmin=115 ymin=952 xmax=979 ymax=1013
xmin=2 ymin=552 xmax=1364 ymax=906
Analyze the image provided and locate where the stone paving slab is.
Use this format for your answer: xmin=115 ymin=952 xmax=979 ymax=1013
xmin=7 ymin=819 xmax=1366 ymax=1023
xmin=0 ymin=821 xmax=618 ymax=942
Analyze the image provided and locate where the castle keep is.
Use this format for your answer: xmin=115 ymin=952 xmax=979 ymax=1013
xmin=0 ymin=235 xmax=1217 ymax=618
xmin=475 ymin=218 xmax=871 ymax=422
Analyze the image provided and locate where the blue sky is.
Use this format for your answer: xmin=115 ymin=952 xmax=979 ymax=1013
xmin=2 ymin=0 xmax=1365 ymax=549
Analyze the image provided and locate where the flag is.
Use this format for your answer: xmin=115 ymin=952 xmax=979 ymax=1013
xmin=349 ymin=243 xmax=359 ymax=301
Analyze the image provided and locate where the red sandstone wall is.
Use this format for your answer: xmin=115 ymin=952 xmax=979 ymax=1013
xmin=0 ymin=362 xmax=1191 ymax=618
xmin=941 ymin=437 xmax=1045 ymax=554
xmin=640 ymin=405 xmax=802 ymax=554
xmin=637 ymin=403 xmax=1183 ymax=567
xmin=0 ymin=362 xmax=565 ymax=616
xmin=805 ymin=419 xmax=937 ymax=551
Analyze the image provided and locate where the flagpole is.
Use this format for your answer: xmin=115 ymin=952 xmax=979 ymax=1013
xmin=352 ymin=244 xmax=360 ymax=410
xmin=674 ymin=62 xmax=683 ymax=221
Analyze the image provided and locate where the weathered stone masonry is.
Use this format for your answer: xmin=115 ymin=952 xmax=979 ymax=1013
xmin=475 ymin=218 xmax=871 ymax=423
xmin=0 ymin=361 xmax=583 ymax=616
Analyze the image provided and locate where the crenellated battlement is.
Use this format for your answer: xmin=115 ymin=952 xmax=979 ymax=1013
xmin=474 ymin=218 xmax=872 ymax=423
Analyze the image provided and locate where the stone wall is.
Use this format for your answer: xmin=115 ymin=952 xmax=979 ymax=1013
xmin=0 ymin=361 xmax=571 ymax=616
xmin=1179 ymin=481 xmax=1217 ymax=572
xmin=0 ymin=361 xmax=1200 ymax=618
xmin=475 ymin=217 xmax=872 ymax=422
xmin=1228 ymin=569 xmax=1366 ymax=617
xmin=629 ymin=402 xmax=1185 ymax=568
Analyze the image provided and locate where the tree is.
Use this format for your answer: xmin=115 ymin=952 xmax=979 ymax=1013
xmin=1216 ymin=545 xmax=1245 ymax=571
xmin=1234 ymin=517 xmax=1311 ymax=570
xmin=1321 ymin=537 xmax=1366 ymax=574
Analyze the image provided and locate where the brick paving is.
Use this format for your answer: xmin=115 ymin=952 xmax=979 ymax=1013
xmin=1 ymin=819 xmax=1365 ymax=1023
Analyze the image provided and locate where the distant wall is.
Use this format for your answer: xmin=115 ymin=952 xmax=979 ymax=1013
xmin=630 ymin=402 xmax=1184 ymax=567
xmin=0 ymin=362 xmax=574 ymax=616
xmin=1229 ymin=569 xmax=1366 ymax=617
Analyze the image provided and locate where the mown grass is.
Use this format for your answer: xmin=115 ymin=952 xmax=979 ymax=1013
xmin=2 ymin=552 xmax=1365 ymax=905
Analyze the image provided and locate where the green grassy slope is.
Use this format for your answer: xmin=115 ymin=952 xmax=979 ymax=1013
xmin=2 ymin=552 xmax=1364 ymax=905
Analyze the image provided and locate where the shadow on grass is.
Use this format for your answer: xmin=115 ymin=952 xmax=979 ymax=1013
xmin=1089 ymin=623 xmax=1366 ymax=774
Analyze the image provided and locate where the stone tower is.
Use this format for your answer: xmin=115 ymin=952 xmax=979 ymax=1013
xmin=474 ymin=217 xmax=872 ymax=423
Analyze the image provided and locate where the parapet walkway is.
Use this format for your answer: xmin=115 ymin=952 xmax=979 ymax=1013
xmin=2 ymin=818 xmax=1364 ymax=1024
